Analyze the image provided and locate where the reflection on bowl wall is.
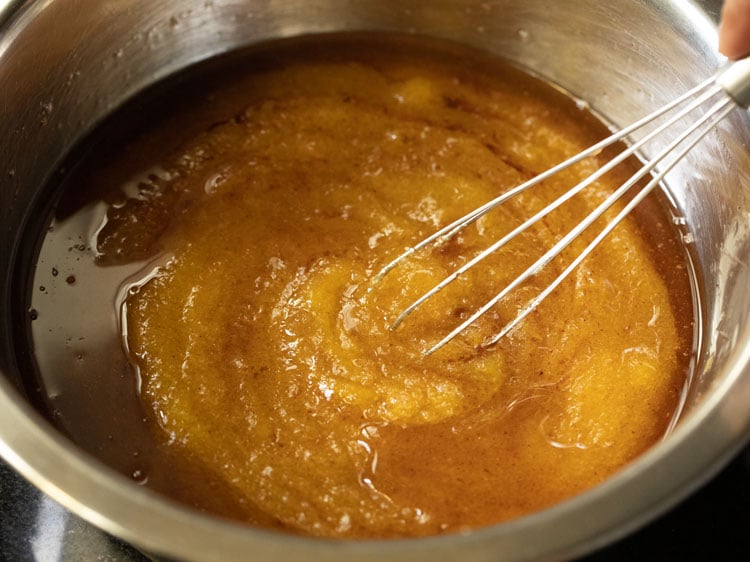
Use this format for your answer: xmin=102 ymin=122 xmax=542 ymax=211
xmin=1 ymin=1 xmax=749 ymax=561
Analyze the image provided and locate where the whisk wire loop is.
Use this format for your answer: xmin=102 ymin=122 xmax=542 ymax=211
xmin=375 ymin=61 xmax=748 ymax=356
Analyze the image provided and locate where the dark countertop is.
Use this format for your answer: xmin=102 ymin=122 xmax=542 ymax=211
xmin=2 ymin=448 xmax=749 ymax=561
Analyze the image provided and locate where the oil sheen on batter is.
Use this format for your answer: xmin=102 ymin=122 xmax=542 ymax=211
xmin=91 ymin=37 xmax=692 ymax=537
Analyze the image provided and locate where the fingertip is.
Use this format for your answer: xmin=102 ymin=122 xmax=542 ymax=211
xmin=718 ymin=0 xmax=750 ymax=60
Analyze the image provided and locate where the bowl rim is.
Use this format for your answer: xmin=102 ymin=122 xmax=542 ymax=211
xmin=2 ymin=0 xmax=750 ymax=560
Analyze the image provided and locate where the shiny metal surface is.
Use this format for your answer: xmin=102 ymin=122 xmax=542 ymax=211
xmin=0 ymin=1 xmax=749 ymax=561
xmin=718 ymin=57 xmax=750 ymax=105
xmin=0 ymin=0 xmax=23 ymax=28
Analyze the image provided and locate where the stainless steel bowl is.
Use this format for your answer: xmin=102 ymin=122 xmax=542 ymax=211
xmin=1 ymin=1 xmax=749 ymax=560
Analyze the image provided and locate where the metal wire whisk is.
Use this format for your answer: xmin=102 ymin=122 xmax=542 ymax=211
xmin=375 ymin=58 xmax=750 ymax=356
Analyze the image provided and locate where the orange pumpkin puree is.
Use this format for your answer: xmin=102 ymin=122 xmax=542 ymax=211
xmin=91 ymin=36 xmax=692 ymax=537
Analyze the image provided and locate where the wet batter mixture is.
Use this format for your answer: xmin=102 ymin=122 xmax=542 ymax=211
xmin=32 ymin=36 xmax=694 ymax=538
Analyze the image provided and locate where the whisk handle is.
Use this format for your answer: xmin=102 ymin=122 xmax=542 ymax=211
xmin=717 ymin=57 xmax=750 ymax=108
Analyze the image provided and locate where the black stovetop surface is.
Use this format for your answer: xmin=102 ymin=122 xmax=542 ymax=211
xmin=2 ymin=449 xmax=750 ymax=561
